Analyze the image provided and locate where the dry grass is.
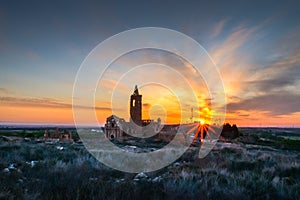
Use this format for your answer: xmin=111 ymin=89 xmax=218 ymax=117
xmin=0 ymin=129 xmax=299 ymax=199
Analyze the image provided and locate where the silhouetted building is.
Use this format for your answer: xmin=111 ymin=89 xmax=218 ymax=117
xmin=104 ymin=85 xmax=156 ymax=139
xmin=104 ymin=115 xmax=125 ymax=139
xmin=130 ymin=85 xmax=142 ymax=126
xmin=44 ymin=128 xmax=73 ymax=142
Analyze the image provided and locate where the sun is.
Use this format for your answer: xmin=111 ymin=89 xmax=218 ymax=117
xmin=199 ymin=119 xmax=205 ymax=125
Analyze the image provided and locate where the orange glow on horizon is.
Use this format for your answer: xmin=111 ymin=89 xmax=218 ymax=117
xmin=1 ymin=104 xmax=300 ymax=127
xmin=0 ymin=105 xmax=74 ymax=124
xmin=1 ymin=80 xmax=300 ymax=127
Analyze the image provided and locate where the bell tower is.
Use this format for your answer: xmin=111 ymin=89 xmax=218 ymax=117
xmin=130 ymin=85 xmax=142 ymax=126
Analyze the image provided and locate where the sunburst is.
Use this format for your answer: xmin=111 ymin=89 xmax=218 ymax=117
xmin=193 ymin=122 xmax=218 ymax=143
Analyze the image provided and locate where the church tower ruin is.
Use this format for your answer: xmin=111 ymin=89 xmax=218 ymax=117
xmin=130 ymin=85 xmax=142 ymax=126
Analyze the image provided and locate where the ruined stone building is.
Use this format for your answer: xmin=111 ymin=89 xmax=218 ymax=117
xmin=105 ymin=85 xmax=155 ymax=139
xmin=130 ymin=85 xmax=142 ymax=126
xmin=104 ymin=115 xmax=126 ymax=139
xmin=44 ymin=128 xmax=73 ymax=141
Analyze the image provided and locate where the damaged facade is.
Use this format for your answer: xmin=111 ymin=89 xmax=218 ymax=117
xmin=105 ymin=85 xmax=159 ymax=139
xmin=44 ymin=128 xmax=74 ymax=142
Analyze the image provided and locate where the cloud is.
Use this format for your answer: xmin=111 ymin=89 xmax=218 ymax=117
xmin=207 ymin=21 xmax=300 ymax=123
xmin=210 ymin=19 xmax=227 ymax=38
xmin=247 ymin=78 xmax=296 ymax=92
xmin=222 ymin=27 xmax=300 ymax=121
xmin=211 ymin=24 xmax=259 ymax=64
xmin=0 ymin=96 xmax=112 ymax=111
xmin=248 ymin=50 xmax=300 ymax=92
xmin=227 ymin=92 xmax=300 ymax=116
xmin=207 ymin=22 xmax=266 ymax=99
xmin=228 ymin=95 xmax=241 ymax=102
xmin=238 ymin=114 xmax=250 ymax=117
xmin=143 ymin=103 xmax=151 ymax=109
xmin=0 ymin=87 xmax=13 ymax=94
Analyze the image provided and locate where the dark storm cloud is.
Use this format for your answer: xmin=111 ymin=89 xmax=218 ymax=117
xmin=227 ymin=92 xmax=300 ymax=116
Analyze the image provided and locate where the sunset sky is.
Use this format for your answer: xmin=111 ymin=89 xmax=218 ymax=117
xmin=1 ymin=1 xmax=300 ymax=126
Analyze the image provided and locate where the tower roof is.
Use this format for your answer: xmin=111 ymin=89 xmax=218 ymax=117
xmin=133 ymin=85 xmax=139 ymax=95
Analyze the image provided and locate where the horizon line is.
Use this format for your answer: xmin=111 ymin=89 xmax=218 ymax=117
xmin=0 ymin=122 xmax=300 ymax=128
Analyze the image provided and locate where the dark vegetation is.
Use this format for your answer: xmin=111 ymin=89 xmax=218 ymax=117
xmin=220 ymin=123 xmax=240 ymax=139
xmin=0 ymin=127 xmax=299 ymax=199
xmin=0 ymin=127 xmax=80 ymax=141
xmin=238 ymin=128 xmax=300 ymax=151
xmin=0 ymin=129 xmax=44 ymax=138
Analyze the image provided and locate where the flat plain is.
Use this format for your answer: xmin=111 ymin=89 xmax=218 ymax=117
xmin=0 ymin=127 xmax=299 ymax=199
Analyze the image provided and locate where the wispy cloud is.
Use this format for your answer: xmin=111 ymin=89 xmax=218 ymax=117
xmin=0 ymin=96 xmax=112 ymax=111
xmin=207 ymin=19 xmax=300 ymax=111
xmin=248 ymin=50 xmax=300 ymax=93
xmin=143 ymin=103 xmax=151 ymax=109
xmin=210 ymin=24 xmax=259 ymax=65
xmin=227 ymin=91 xmax=300 ymax=116
xmin=207 ymin=22 xmax=265 ymax=100
xmin=0 ymin=87 xmax=13 ymax=94
xmin=210 ymin=19 xmax=227 ymax=38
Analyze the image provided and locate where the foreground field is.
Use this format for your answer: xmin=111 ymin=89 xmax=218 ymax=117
xmin=0 ymin=128 xmax=299 ymax=199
